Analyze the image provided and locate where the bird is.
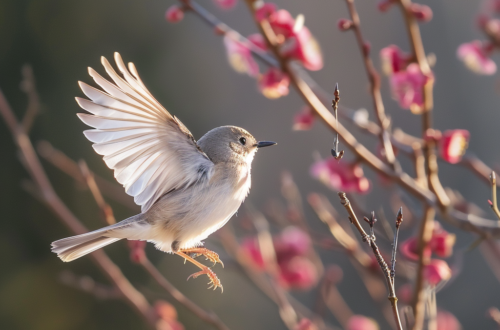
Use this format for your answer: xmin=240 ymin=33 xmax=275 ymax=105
xmin=51 ymin=52 xmax=276 ymax=291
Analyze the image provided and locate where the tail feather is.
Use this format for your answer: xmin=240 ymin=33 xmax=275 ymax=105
xmin=51 ymin=214 xmax=145 ymax=262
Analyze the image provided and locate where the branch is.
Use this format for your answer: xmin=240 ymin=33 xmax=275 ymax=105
xmin=20 ymin=64 xmax=41 ymax=133
xmin=338 ymin=193 xmax=403 ymax=330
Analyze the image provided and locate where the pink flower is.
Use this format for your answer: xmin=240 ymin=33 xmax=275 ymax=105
xmin=155 ymin=300 xmax=185 ymax=330
xmin=240 ymin=238 xmax=265 ymax=269
xmin=293 ymin=106 xmax=315 ymax=130
xmin=430 ymin=223 xmax=456 ymax=258
xmin=390 ymin=63 xmax=431 ymax=113
xmin=269 ymin=9 xmax=297 ymax=39
xmin=247 ymin=33 xmax=267 ymax=51
xmin=400 ymin=237 xmax=431 ymax=261
xmin=424 ymin=259 xmax=452 ymax=285
xmin=165 ymin=5 xmax=184 ymax=23
xmin=274 ymin=226 xmax=311 ymax=261
xmin=282 ymin=27 xmax=324 ymax=71
xmin=457 ymin=41 xmax=496 ymax=75
xmin=258 ymin=68 xmax=290 ymax=99
xmin=310 ymin=158 xmax=371 ymax=194
xmin=409 ymin=4 xmax=433 ymax=22
xmin=380 ymin=45 xmax=410 ymax=75
xmin=278 ymin=256 xmax=318 ymax=290
xmin=437 ymin=310 xmax=462 ymax=330
xmin=346 ymin=315 xmax=379 ymax=330
xmin=337 ymin=19 xmax=354 ymax=31
xmin=295 ymin=318 xmax=318 ymax=330
xmin=255 ymin=2 xmax=278 ymax=22
xmin=213 ymin=0 xmax=237 ymax=10
xmin=223 ymin=33 xmax=260 ymax=77
xmin=439 ymin=129 xmax=470 ymax=164
xmin=128 ymin=240 xmax=146 ymax=264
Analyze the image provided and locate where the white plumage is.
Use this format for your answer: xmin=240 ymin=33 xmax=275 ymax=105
xmin=51 ymin=53 xmax=275 ymax=266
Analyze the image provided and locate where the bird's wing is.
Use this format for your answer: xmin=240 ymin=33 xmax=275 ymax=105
xmin=76 ymin=52 xmax=214 ymax=212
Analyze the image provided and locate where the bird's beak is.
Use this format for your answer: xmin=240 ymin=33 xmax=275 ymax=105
xmin=255 ymin=141 xmax=277 ymax=148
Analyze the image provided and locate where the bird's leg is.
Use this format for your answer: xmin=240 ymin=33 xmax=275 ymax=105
xmin=175 ymin=251 xmax=223 ymax=292
xmin=180 ymin=247 xmax=224 ymax=268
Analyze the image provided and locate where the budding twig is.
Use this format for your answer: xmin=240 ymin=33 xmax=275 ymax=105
xmin=338 ymin=192 xmax=403 ymax=330
xmin=391 ymin=207 xmax=404 ymax=281
xmin=331 ymin=83 xmax=344 ymax=160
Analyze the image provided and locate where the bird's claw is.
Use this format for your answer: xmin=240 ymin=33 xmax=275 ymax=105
xmin=186 ymin=248 xmax=224 ymax=268
xmin=186 ymin=267 xmax=223 ymax=292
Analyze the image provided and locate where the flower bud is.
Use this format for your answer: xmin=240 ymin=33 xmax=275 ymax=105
xmin=165 ymin=5 xmax=184 ymax=23
xmin=424 ymin=259 xmax=452 ymax=285
xmin=439 ymin=129 xmax=470 ymax=164
xmin=409 ymin=3 xmax=433 ymax=22
xmin=337 ymin=19 xmax=354 ymax=31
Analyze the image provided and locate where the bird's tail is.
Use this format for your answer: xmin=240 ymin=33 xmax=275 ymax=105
xmin=51 ymin=214 xmax=145 ymax=262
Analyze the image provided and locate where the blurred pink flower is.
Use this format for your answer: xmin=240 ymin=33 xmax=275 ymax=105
xmin=128 ymin=240 xmax=146 ymax=264
xmin=424 ymin=259 xmax=452 ymax=285
xmin=278 ymin=256 xmax=318 ymax=290
xmin=346 ymin=315 xmax=379 ymax=330
xmin=155 ymin=300 xmax=185 ymax=330
xmin=255 ymin=2 xmax=278 ymax=22
xmin=390 ymin=63 xmax=431 ymax=113
xmin=310 ymin=158 xmax=371 ymax=194
xmin=240 ymin=238 xmax=265 ymax=269
xmin=430 ymin=223 xmax=456 ymax=258
xmin=282 ymin=27 xmax=324 ymax=71
xmin=274 ymin=226 xmax=311 ymax=260
xmin=380 ymin=45 xmax=410 ymax=75
xmin=457 ymin=41 xmax=496 ymax=75
xmin=165 ymin=5 xmax=184 ymax=23
xmin=437 ymin=310 xmax=462 ymax=330
xmin=223 ymin=33 xmax=260 ymax=77
xmin=213 ymin=0 xmax=237 ymax=10
xmin=258 ymin=68 xmax=290 ymax=99
xmin=409 ymin=3 xmax=433 ymax=22
xmin=293 ymin=106 xmax=315 ymax=131
xmin=400 ymin=237 xmax=431 ymax=261
xmin=247 ymin=33 xmax=267 ymax=51
xmin=439 ymin=129 xmax=470 ymax=164
xmin=269 ymin=9 xmax=296 ymax=39
xmin=295 ymin=318 xmax=318 ymax=330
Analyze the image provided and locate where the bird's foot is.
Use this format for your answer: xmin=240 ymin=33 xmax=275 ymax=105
xmin=181 ymin=248 xmax=224 ymax=268
xmin=187 ymin=267 xmax=223 ymax=292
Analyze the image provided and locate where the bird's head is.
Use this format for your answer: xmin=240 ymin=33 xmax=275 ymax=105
xmin=198 ymin=126 xmax=276 ymax=165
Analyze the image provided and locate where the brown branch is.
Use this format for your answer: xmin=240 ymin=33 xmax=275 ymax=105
xmin=0 ymin=87 xmax=157 ymax=327
xmin=343 ymin=0 xmax=398 ymax=169
xmin=140 ymin=257 xmax=230 ymax=330
xmin=20 ymin=64 xmax=41 ymax=133
xmin=338 ymin=193 xmax=403 ymax=330
xmin=490 ymin=172 xmax=500 ymax=220
xmin=411 ymin=207 xmax=435 ymax=330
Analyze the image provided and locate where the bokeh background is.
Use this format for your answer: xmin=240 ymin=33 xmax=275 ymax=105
xmin=1 ymin=0 xmax=500 ymax=329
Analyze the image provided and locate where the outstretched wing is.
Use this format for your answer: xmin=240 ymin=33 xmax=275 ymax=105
xmin=76 ymin=52 xmax=214 ymax=212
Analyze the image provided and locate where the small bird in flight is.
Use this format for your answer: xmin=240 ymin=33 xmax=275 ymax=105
xmin=51 ymin=52 xmax=276 ymax=291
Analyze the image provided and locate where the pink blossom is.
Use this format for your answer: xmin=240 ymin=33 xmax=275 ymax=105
xmin=255 ymin=2 xmax=278 ymax=22
xmin=165 ymin=5 xmax=184 ymax=23
xmin=380 ymin=45 xmax=410 ymax=75
xmin=457 ymin=41 xmax=496 ymax=75
xmin=390 ymin=63 xmax=431 ymax=113
xmin=274 ymin=226 xmax=311 ymax=261
xmin=278 ymin=256 xmax=318 ymax=290
xmin=430 ymin=223 xmax=456 ymax=258
xmin=424 ymin=259 xmax=452 ymax=285
xmin=346 ymin=315 xmax=379 ymax=330
xmin=223 ymin=33 xmax=260 ymax=77
xmin=258 ymin=67 xmax=290 ymax=99
xmin=437 ymin=310 xmax=462 ymax=330
xmin=293 ymin=106 xmax=315 ymax=130
xmin=310 ymin=158 xmax=371 ymax=194
xmin=269 ymin=9 xmax=296 ymax=39
xmin=282 ymin=27 xmax=324 ymax=71
xmin=400 ymin=237 xmax=431 ymax=261
xmin=409 ymin=3 xmax=433 ymax=22
xmin=128 ymin=240 xmax=146 ymax=264
xmin=213 ymin=0 xmax=237 ymax=10
xmin=439 ymin=129 xmax=470 ymax=164
xmin=295 ymin=318 xmax=318 ymax=330
xmin=247 ymin=33 xmax=267 ymax=51
xmin=240 ymin=238 xmax=265 ymax=269
xmin=155 ymin=300 xmax=185 ymax=330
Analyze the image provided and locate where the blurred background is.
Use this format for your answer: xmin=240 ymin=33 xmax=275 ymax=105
xmin=1 ymin=0 xmax=500 ymax=329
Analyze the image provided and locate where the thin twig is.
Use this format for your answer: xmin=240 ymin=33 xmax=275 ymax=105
xmin=490 ymin=172 xmax=500 ymax=220
xmin=338 ymin=193 xmax=403 ymax=330
xmin=20 ymin=64 xmax=41 ymax=133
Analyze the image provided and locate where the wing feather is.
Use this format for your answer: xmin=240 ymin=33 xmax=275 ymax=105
xmin=76 ymin=52 xmax=214 ymax=212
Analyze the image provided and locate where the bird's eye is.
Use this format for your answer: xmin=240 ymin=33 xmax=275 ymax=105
xmin=239 ymin=137 xmax=246 ymax=145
